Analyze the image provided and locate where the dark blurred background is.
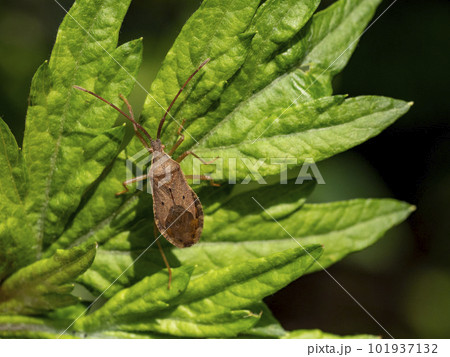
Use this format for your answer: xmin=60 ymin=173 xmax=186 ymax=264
xmin=0 ymin=0 xmax=448 ymax=338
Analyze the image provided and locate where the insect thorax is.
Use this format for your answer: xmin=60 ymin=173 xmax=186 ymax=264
xmin=149 ymin=149 xmax=179 ymax=180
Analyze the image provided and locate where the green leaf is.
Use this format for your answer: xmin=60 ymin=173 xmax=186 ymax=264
xmin=22 ymin=0 xmax=142 ymax=253
xmin=202 ymin=185 xmax=413 ymax=244
xmin=283 ymin=329 xmax=380 ymax=339
xmin=0 ymin=315 xmax=169 ymax=339
xmin=133 ymin=0 xmax=392 ymax=181
xmin=0 ymin=118 xmax=36 ymax=280
xmin=138 ymin=0 xmax=264 ymax=151
xmin=87 ymin=330 xmax=168 ymax=339
xmin=0 ymin=315 xmax=75 ymax=339
xmin=80 ymin=184 xmax=412 ymax=293
xmin=302 ymin=0 xmax=382 ymax=76
xmin=76 ymin=177 xmax=313 ymax=294
xmin=176 ymin=198 xmax=414 ymax=275
xmin=0 ymin=118 xmax=27 ymax=208
xmin=181 ymin=96 xmax=412 ymax=179
xmin=0 ymin=243 xmax=96 ymax=315
xmin=138 ymin=246 xmax=320 ymax=338
xmin=204 ymin=180 xmax=316 ymax=234
xmin=122 ymin=310 xmax=261 ymax=338
xmin=175 ymin=245 xmax=322 ymax=313
xmin=44 ymin=152 xmax=154 ymax=257
xmin=76 ymin=228 xmax=162 ymax=297
xmin=78 ymin=246 xmax=320 ymax=337
xmin=77 ymin=266 xmax=193 ymax=332
xmin=141 ymin=0 xmax=322 ymax=153
xmin=241 ymin=302 xmax=286 ymax=338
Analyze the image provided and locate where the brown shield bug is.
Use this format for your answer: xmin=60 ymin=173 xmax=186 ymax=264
xmin=74 ymin=59 xmax=218 ymax=288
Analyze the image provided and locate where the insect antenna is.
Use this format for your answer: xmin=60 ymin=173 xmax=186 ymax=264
xmin=156 ymin=58 xmax=210 ymax=139
xmin=118 ymin=94 xmax=152 ymax=151
xmin=73 ymin=86 xmax=153 ymax=150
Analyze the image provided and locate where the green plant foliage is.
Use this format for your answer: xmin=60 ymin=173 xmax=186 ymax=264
xmin=22 ymin=0 xmax=142 ymax=251
xmin=0 ymin=0 xmax=414 ymax=339
xmin=0 ymin=118 xmax=35 ymax=280
xmin=0 ymin=315 xmax=76 ymax=339
xmin=283 ymin=330 xmax=380 ymax=339
xmin=77 ymin=183 xmax=412 ymax=297
xmin=77 ymin=266 xmax=194 ymax=332
xmin=0 ymin=244 xmax=96 ymax=315
xmin=76 ymin=246 xmax=322 ymax=338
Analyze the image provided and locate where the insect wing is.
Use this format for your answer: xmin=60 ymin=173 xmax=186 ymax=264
xmin=151 ymin=156 xmax=203 ymax=248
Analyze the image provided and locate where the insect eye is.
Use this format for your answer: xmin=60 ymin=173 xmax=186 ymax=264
xmin=161 ymin=202 xmax=164 ymax=206
xmin=182 ymin=195 xmax=185 ymax=199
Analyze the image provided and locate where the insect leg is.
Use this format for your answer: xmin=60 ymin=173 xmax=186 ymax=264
xmin=185 ymin=175 xmax=220 ymax=187
xmin=154 ymin=224 xmax=172 ymax=289
xmin=176 ymin=151 xmax=218 ymax=165
xmin=119 ymin=94 xmax=152 ymax=153
xmin=115 ymin=174 xmax=148 ymax=197
xmin=168 ymin=118 xmax=186 ymax=156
